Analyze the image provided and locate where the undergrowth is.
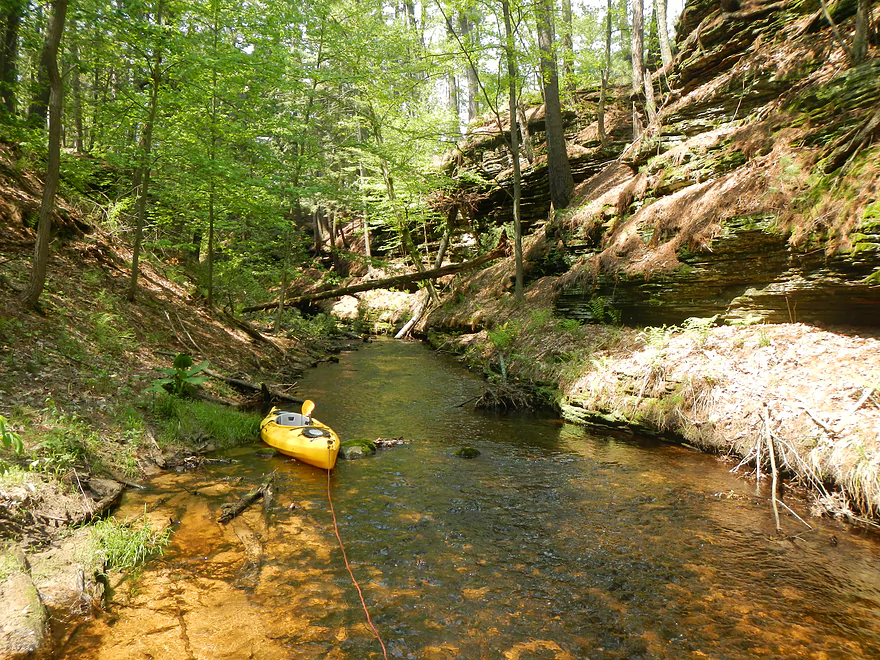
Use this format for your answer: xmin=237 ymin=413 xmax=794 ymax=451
xmin=151 ymin=395 xmax=260 ymax=448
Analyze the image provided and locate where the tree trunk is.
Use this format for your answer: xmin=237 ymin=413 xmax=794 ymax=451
xmin=274 ymin=229 xmax=290 ymax=333
xmin=852 ymin=0 xmax=871 ymax=65
xmin=20 ymin=0 xmax=67 ymax=309
xmin=598 ymin=0 xmax=612 ymax=145
xmin=128 ymin=5 xmax=163 ymax=302
xmin=535 ymin=0 xmax=574 ymax=210
xmin=502 ymin=0 xmax=524 ymax=301
xmin=655 ymin=0 xmax=673 ymax=69
xmin=68 ymin=38 xmax=84 ymax=152
xmin=459 ymin=12 xmax=478 ymax=122
xmin=560 ymin=0 xmax=574 ymax=94
xmin=0 ymin=0 xmax=22 ymax=114
xmin=631 ymin=0 xmax=645 ymax=139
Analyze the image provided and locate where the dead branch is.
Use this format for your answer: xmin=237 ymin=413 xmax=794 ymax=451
xmin=219 ymin=473 xmax=276 ymax=524
xmin=204 ymin=369 xmax=304 ymax=406
xmin=241 ymin=233 xmax=510 ymax=314
xmin=175 ymin=312 xmax=204 ymax=354
xmin=763 ymin=403 xmax=782 ymax=533
xmin=164 ymin=310 xmax=198 ymax=354
xmin=796 ymin=402 xmax=837 ymax=435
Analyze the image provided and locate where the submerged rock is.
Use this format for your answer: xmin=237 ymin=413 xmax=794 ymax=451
xmin=339 ymin=442 xmax=376 ymax=460
xmin=454 ymin=446 xmax=481 ymax=459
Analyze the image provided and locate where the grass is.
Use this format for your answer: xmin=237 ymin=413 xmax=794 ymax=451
xmin=89 ymin=513 xmax=172 ymax=572
xmin=151 ymin=395 xmax=261 ymax=449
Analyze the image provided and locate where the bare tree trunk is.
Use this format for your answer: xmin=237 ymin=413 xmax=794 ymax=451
xmin=355 ymin=117 xmax=373 ymax=265
xmin=128 ymin=3 xmax=163 ymax=302
xmin=502 ymin=0 xmax=524 ymax=301
xmin=516 ymin=103 xmax=534 ymax=163
xmin=631 ymin=0 xmax=645 ymax=139
xmin=274 ymin=229 xmax=290 ymax=333
xmin=596 ymin=0 xmax=611 ymax=145
xmin=459 ymin=12 xmax=478 ymax=122
xmin=0 ymin=0 xmax=22 ymax=114
xmin=20 ymin=0 xmax=67 ymax=309
xmin=536 ymin=0 xmax=574 ymax=210
xmin=852 ymin=0 xmax=871 ymax=65
xmin=598 ymin=0 xmax=612 ymax=145
xmin=68 ymin=39 xmax=84 ymax=151
xmin=560 ymin=0 xmax=574 ymax=93
xmin=654 ymin=0 xmax=672 ymax=68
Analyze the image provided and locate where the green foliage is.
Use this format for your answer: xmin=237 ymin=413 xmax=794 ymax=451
xmin=641 ymin=325 xmax=676 ymax=350
xmin=487 ymin=321 xmax=518 ymax=352
xmin=89 ymin=513 xmax=172 ymax=572
xmin=588 ymin=297 xmax=622 ymax=324
xmin=0 ymin=415 xmax=24 ymax=456
xmin=284 ymin=311 xmax=339 ymax=340
xmin=682 ymin=315 xmax=719 ymax=346
xmin=149 ymin=353 xmax=210 ymax=397
xmin=26 ymin=402 xmax=94 ymax=476
xmin=152 ymin=397 xmax=259 ymax=448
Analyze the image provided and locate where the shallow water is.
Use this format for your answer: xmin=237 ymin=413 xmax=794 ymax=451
xmin=56 ymin=340 xmax=880 ymax=659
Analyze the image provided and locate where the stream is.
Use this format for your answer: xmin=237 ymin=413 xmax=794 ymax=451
xmin=56 ymin=339 xmax=880 ymax=659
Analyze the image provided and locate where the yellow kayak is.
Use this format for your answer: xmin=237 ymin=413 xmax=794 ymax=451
xmin=260 ymin=400 xmax=340 ymax=470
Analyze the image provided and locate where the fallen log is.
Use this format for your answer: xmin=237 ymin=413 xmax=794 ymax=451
xmin=241 ymin=233 xmax=510 ymax=314
xmin=205 ymin=369 xmax=304 ymax=406
xmin=219 ymin=473 xmax=276 ymax=524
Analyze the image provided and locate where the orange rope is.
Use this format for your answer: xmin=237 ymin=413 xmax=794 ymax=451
xmin=327 ymin=469 xmax=388 ymax=659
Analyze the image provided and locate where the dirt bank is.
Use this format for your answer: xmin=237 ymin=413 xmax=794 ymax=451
xmin=424 ymin=290 xmax=880 ymax=525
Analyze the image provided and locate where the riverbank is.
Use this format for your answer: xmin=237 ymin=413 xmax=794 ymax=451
xmin=0 ymin=226 xmax=358 ymax=657
xmin=419 ymin=287 xmax=880 ymax=525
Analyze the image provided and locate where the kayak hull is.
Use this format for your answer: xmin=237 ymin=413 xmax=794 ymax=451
xmin=260 ymin=408 xmax=340 ymax=470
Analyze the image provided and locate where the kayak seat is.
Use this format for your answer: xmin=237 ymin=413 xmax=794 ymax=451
xmin=275 ymin=412 xmax=311 ymax=427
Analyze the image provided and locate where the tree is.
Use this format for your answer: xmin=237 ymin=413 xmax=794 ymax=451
xmin=535 ymin=0 xmax=573 ymax=210
xmin=851 ymin=0 xmax=872 ymax=65
xmin=654 ymin=0 xmax=672 ymax=69
xmin=502 ymin=0 xmax=524 ymax=300
xmin=559 ymin=0 xmax=574 ymax=93
xmin=631 ymin=0 xmax=645 ymax=139
xmin=598 ymin=0 xmax=612 ymax=144
xmin=0 ymin=0 xmax=24 ymax=114
xmin=128 ymin=0 xmax=167 ymax=302
xmin=20 ymin=0 xmax=67 ymax=308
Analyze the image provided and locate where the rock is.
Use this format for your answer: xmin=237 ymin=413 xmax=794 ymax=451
xmin=339 ymin=443 xmax=375 ymax=460
xmin=454 ymin=447 xmax=481 ymax=459
xmin=0 ymin=550 xmax=48 ymax=659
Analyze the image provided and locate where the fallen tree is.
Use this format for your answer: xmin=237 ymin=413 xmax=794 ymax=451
xmin=241 ymin=233 xmax=510 ymax=314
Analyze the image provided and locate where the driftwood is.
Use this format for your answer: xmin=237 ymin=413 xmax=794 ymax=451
xmin=219 ymin=473 xmax=276 ymax=524
xmin=205 ymin=369 xmax=304 ymax=406
xmin=241 ymin=233 xmax=511 ymax=314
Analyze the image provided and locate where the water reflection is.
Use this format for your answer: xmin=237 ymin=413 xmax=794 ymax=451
xmin=57 ymin=340 xmax=880 ymax=659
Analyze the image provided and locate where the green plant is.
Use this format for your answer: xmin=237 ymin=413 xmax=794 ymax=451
xmin=0 ymin=415 xmax=24 ymax=455
xmin=682 ymin=315 xmax=718 ymax=346
xmin=149 ymin=353 xmax=210 ymax=397
xmin=488 ymin=321 xmax=519 ymax=382
xmin=641 ymin=325 xmax=677 ymax=350
xmin=588 ymin=296 xmax=622 ymax=324
xmin=152 ymin=399 xmax=259 ymax=448
xmin=757 ymin=328 xmax=771 ymax=347
xmin=90 ymin=513 xmax=172 ymax=572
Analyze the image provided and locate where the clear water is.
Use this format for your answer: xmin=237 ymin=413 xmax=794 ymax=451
xmin=57 ymin=339 xmax=880 ymax=659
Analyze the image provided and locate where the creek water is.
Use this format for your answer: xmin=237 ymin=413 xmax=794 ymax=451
xmin=56 ymin=339 xmax=880 ymax=659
